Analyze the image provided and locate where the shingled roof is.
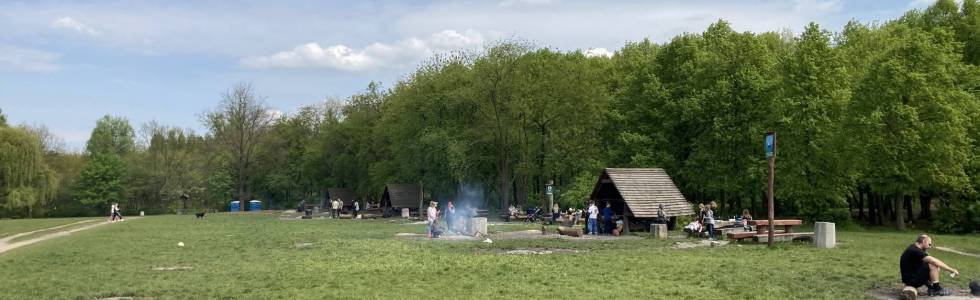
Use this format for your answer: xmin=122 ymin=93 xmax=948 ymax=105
xmin=327 ymin=188 xmax=356 ymax=206
xmin=590 ymin=168 xmax=692 ymax=218
xmin=382 ymin=184 xmax=421 ymax=208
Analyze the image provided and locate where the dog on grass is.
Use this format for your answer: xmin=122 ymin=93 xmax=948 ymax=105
xmin=195 ymin=212 xmax=205 ymax=219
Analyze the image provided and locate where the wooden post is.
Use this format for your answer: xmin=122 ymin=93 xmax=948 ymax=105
xmin=766 ymin=132 xmax=776 ymax=248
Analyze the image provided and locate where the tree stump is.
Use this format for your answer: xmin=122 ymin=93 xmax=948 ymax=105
xmin=651 ymin=223 xmax=668 ymax=240
xmin=558 ymin=226 xmax=582 ymax=237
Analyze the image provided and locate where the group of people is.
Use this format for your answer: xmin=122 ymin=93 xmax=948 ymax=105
xmin=332 ymin=198 xmax=360 ymax=218
xmin=682 ymin=202 xmax=754 ymax=241
xmin=427 ymin=200 xmax=480 ymax=238
xmin=583 ymin=201 xmax=625 ymax=236
xmin=108 ymin=202 xmax=124 ymax=222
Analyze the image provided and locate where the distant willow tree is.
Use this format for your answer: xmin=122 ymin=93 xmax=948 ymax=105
xmin=203 ymin=82 xmax=273 ymax=208
xmin=0 ymin=114 xmax=58 ymax=218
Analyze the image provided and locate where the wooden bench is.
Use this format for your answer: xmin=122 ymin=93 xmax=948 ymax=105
xmin=727 ymin=230 xmax=785 ymax=241
xmin=750 ymin=219 xmax=802 ymax=234
xmin=725 ymin=219 xmax=813 ymax=243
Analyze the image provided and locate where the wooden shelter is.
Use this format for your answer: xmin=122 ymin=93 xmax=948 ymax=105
xmin=590 ymin=168 xmax=692 ymax=229
xmin=326 ymin=188 xmax=356 ymax=207
xmin=381 ymin=184 xmax=422 ymax=216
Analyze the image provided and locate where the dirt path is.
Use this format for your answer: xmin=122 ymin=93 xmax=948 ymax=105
xmin=0 ymin=218 xmax=140 ymax=255
xmin=934 ymin=246 xmax=980 ymax=259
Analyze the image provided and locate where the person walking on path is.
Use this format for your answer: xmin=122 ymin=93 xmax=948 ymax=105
xmin=109 ymin=203 xmax=124 ymax=222
xmin=900 ymin=234 xmax=959 ymax=298
xmin=602 ymin=202 xmax=613 ymax=235
xmin=587 ymin=201 xmax=599 ymax=235
xmin=702 ymin=202 xmax=717 ymax=241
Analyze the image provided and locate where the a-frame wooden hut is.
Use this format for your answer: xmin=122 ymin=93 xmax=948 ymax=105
xmin=381 ymin=184 xmax=422 ymax=217
xmin=590 ymin=168 xmax=692 ymax=230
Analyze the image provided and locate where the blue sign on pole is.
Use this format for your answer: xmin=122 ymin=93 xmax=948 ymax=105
xmin=765 ymin=132 xmax=775 ymax=158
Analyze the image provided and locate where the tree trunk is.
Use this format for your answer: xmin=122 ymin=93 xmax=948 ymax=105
xmin=918 ymin=192 xmax=932 ymax=220
xmin=498 ymin=156 xmax=510 ymax=210
xmin=857 ymin=190 xmax=865 ymax=220
xmin=904 ymin=194 xmax=914 ymax=226
xmin=894 ymin=193 xmax=906 ymax=230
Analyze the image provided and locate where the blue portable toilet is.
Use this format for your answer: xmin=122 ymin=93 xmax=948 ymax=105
xmin=230 ymin=200 xmax=241 ymax=212
xmin=249 ymin=200 xmax=261 ymax=211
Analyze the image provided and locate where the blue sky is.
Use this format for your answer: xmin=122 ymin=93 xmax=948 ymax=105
xmin=0 ymin=0 xmax=934 ymax=151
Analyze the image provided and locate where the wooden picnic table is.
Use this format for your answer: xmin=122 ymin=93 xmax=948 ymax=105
xmin=750 ymin=219 xmax=802 ymax=235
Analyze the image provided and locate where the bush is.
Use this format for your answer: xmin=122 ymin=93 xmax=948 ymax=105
xmin=932 ymin=199 xmax=980 ymax=234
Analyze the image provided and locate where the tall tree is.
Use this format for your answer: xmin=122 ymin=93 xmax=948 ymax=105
xmin=74 ymin=115 xmax=134 ymax=212
xmin=203 ymin=82 xmax=273 ymax=207
xmin=852 ymin=23 xmax=974 ymax=230
xmin=773 ymin=23 xmax=853 ymax=222
xmin=0 ymin=126 xmax=57 ymax=217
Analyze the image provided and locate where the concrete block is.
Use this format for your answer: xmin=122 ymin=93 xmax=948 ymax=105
xmin=815 ymin=222 xmax=836 ymax=248
xmin=470 ymin=217 xmax=488 ymax=236
xmin=651 ymin=224 xmax=668 ymax=240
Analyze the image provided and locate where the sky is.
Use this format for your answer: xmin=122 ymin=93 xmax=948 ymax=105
xmin=0 ymin=0 xmax=936 ymax=151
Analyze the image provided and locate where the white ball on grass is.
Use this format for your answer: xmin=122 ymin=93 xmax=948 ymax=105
xmin=177 ymin=242 xmax=184 ymax=247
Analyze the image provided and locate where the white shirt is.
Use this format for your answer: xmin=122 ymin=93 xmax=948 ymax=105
xmin=427 ymin=207 xmax=437 ymax=222
xmin=333 ymin=200 xmax=341 ymax=210
xmin=354 ymin=201 xmax=359 ymax=210
xmin=587 ymin=205 xmax=598 ymax=219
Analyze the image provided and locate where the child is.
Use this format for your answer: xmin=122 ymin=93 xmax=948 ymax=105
xmin=740 ymin=209 xmax=753 ymax=231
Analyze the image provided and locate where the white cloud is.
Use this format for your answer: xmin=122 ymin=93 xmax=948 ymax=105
xmin=0 ymin=45 xmax=61 ymax=72
xmin=50 ymin=16 xmax=100 ymax=36
xmin=242 ymin=29 xmax=487 ymax=71
xmin=583 ymin=47 xmax=613 ymax=58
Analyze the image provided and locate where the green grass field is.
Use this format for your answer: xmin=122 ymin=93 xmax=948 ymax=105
xmin=0 ymin=214 xmax=977 ymax=299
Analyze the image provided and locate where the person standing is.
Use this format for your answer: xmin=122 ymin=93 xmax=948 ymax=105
xmin=587 ymin=201 xmax=599 ymax=235
xmin=332 ymin=198 xmax=342 ymax=219
xmin=445 ymin=201 xmax=455 ymax=233
xmin=427 ymin=201 xmax=439 ymax=238
xmin=551 ymin=203 xmax=560 ymax=225
xmin=703 ymin=202 xmax=717 ymax=240
xmin=900 ymin=234 xmax=958 ymax=297
xmin=656 ymin=204 xmax=667 ymax=224
xmin=353 ymin=199 xmax=360 ymax=219
xmin=602 ymin=202 xmax=613 ymax=235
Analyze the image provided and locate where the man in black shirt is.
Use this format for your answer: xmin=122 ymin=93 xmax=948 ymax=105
xmin=900 ymin=234 xmax=959 ymax=298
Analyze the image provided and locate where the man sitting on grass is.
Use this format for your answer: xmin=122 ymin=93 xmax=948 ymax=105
xmin=900 ymin=234 xmax=959 ymax=297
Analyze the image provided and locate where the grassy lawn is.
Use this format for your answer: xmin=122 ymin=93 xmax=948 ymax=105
xmin=0 ymin=214 xmax=977 ymax=299
xmin=0 ymin=217 xmax=100 ymax=238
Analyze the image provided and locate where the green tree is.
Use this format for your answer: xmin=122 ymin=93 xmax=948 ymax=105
xmin=773 ymin=23 xmax=853 ymax=222
xmin=74 ymin=115 xmax=134 ymax=212
xmin=851 ymin=23 xmax=974 ymax=230
xmin=0 ymin=126 xmax=57 ymax=217
xmin=203 ymin=82 xmax=273 ymax=207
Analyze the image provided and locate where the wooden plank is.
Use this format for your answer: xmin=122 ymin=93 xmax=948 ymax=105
xmin=750 ymin=220 xmax=802 ymax=226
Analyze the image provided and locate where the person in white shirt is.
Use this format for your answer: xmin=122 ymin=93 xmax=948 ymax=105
xmin=109 ymin=203 xmax=123 ymax=222
xmin=352 ymin=200 xmax=360 ymax=218
xmin=587 ymin=201 xmax=599 ymax=235
xmin=427 ymin=201 xmax=439 ymax=238
xmin=332 ymin=199 xmax=342 ymax=219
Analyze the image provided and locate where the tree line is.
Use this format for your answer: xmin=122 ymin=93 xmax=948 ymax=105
xmin=1 ymin=0 xmax=978 ymax=232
